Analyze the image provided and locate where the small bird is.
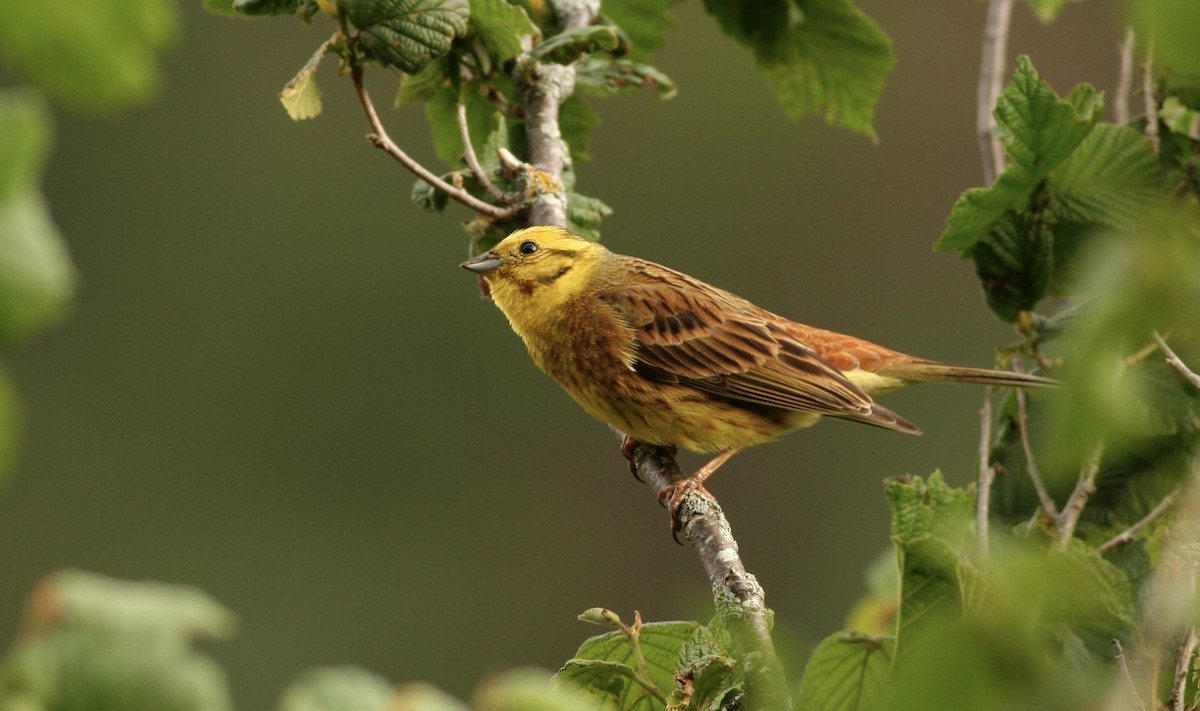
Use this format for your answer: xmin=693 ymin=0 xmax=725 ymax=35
xmin=461 ymin=226 xmax=1053 ymax=532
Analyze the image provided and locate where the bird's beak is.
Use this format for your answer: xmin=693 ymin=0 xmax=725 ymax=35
xmin=460 ymin=252 xmax=503 ymax=273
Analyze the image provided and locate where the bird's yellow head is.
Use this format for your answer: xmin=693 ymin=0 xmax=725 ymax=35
xmin=460 ymin=226 xmax=606 ymax=315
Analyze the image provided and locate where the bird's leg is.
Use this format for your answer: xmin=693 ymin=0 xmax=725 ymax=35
xmin=620 ymin=435 xmax=676 ymax=482
xmin=657 ymin=449 xmax=737 ymax=535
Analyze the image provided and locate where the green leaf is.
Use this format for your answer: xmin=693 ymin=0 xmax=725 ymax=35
xmin=44 ymin=569 xmax=236 ymax=639
xmin=425 ymin=85 xmax=503 ymax=167
xmin=670 ymin=654 xmax=741 ymax=711
xmin=1132 ymin=0 xmax=1200 ymax=76
xmin=481 ymin=669 xmax=606 ymax=711
xmin=795 ymin=631 xmax=892 ymax=711
xmin=280 ymin=42 xmax=333 ymax=121
xmin=1026 ymin=0 xmax=1078 ymax=24
xmin=702 ymin=0 xmax=893 ymax=139
xmin=528 ymin=26 xmax=621 ymax=64
xmin=555 ymin=620 xmax=699 ymax=708
xmin=396 ymin=60 xmax=450 ymax=106
xmin=560 ymin=97 xmax=600 ymax=163
xmin=345 ymin=0 xmax=470 ymax=74
xmin=0 ymin=0 xmax=177 ymax=113
xmin=0 ymin=192 xmax=76 ymax=349
xmin=412 ymin=177 xmax=451 ymax=213
xmin=279 ymin=667 xmax=395 ymax=711
xmin=6 ymin=571 xmax=236 ymax=711
xmin=566 ymin=191 xmax=612 ymax=241
xmin=1047 ymin=123 xmax=1164 ymax=231
xmin=887 ymin=473 xmax=980 ymax=659
xmin=575 ymin=58 xmax=677 ymax=99
xmin=229 ymin=0 xmax=322 ymax=17
xmin=470 ymin=0 xmax=539 ymax=63
xmin=0 ymin=91 xmax=51 ymax=206
xmin=601 ymin=0 xmax=676 ymax=62
xmin=969 ymin=210 xmax=1054 ymax=322
xmin=936 ymin=56 xmax=1100 ymax=253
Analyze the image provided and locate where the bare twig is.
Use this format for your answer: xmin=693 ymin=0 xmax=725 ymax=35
xmin=1142 ymin=37 xmax=1160 ymax=153
xmin=1116 ymin=28 xmax=1136 ymax=125
xmin=350 ymin=67 xmax=522 ymax=220
xmin=1155 ymin=332 xmax=1200 ymax=390
xmin=977 ymin=0 xmax=1013 ymax=185
xmin=1170 ymin=626 xmax=1198 ymax=711
xmin=1112 ymin=639 xmax=1147 ymax=711
xmin=977 ymin=387 xmax=995 ymax=560
xmin=625 ymin=439 xmax=792 ymax=711
xmin=1098 ymin=490 xmax=1180 ymax=555
xmin=1053 ymin=442 xmax=1105 ymax=551
xmin=454 ymin=103 xmax=508 ymax=202
xmin=1013 ymin=362 xmax=1058 ymax=518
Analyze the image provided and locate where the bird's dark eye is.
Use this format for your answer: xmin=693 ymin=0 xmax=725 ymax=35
xmin=518 ymin=240 xmax=539 ymax=255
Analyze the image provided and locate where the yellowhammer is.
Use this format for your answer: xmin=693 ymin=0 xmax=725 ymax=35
xmin=462 ymin=226 xmax=1052 ymax=531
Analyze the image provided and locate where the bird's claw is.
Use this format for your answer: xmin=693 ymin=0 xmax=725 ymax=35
xmin=657 ymin=477 xmax=706 ymax=545
xmin=620 ymin=437 xmax=677 ymax=482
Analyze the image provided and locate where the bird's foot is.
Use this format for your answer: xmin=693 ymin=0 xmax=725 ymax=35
xmin=620 ymin=436 xmax=676 ymax=481
xmin=656 ymin=476 xmax=711 ymax=543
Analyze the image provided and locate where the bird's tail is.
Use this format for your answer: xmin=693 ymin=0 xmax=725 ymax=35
xmin=882 ymin=360 xmax=1059 ymax=388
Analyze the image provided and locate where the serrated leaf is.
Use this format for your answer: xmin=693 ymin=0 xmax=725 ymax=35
xmin=575 ymin=58 xmax=676 ymax=99
xmin=279 ymin=667 xmax=395 ymax=711
xmin=280 ymin=42 xmax=331 ymax=121
xmin=529 ymin=26 xmax=621 ymax=64
xmin=556 ymin=621 xmax=699 ymax=709
xmin=555 ymin=660 xmax=638 ymax=706
xmin=345 ymin=0 xmax=470 ymax=73
xmin=602 ymin=0 xmax=676 ymax=62
xmin=231 ymin=0 xmax=319 ymax=16
xmin=969 ymin=210 xmax=1053 ymax=322
xmin=794 ymin=631 xmax=892 ymax=711
xmin=0 ymin=0 xmax=177 ymax=113
xmin=1047 ymin=123 xmax=1164 ymax=231
xmin=936 ymin=56 xmax=1100 ymax=253
xmin=566 ymin=191 xmax=612 ymax=241
xmin=470 ymin=0 xmax=538 ymax=62
xmin=412 ymin=177 xmax=451 ymax=213
xmin=702 ymin=0 xmax=893 ymax=139
xmin=887 ymin=473 xmax=980 ymax=660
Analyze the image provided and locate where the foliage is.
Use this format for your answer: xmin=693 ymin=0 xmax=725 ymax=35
xmin=1 ymin=0 xmax=1199 ymax=709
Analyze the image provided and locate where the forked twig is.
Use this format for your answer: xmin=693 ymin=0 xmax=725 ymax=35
xmin=454 ymin=103 xmax=508 ymax=202
xmin=350 ymin=66 xmax=521 ymax=220
xmin=1053 ymin=442 xmax=1105 ymax=551
xmin=1098 ymin=490 xmax=1180 ymax=555
xmin=1155 ymin=332 xmax=1200 ymax=390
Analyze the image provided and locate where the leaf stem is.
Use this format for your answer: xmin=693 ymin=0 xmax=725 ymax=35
xmin=350 ymin=66 xmax=522 ymax=220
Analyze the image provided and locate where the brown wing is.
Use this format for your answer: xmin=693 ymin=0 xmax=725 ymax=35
xmin=597 ymin=256 xmax=893 ymax=424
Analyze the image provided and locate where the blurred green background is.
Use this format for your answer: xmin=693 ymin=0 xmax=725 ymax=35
xmin=0 ymin=1 xmax=1120 ymax=707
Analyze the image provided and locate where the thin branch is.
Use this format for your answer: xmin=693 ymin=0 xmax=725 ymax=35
xmin=977 ymin=0 xmax=1013 ymax=185
xmin=454 ymin=103 xmax=508 ymax=202
xmin=1098 ymin=489 xmax=1180 ymax=555
xmin=1155 ymin=332 xmax=1200 ymax=390
xmin=977 ymin=387 xmax=995 ymax=560
xmin=1170 ymin=628 xmax=1198 ymax=711
xmin=625 ymin=439 xmax=792 ymax=711
xmin=1013 ymin=362 xmax=1058 ymax=518
xmin=1053 ymin=441 xmax=1105 ymax=551
xmin=1142 ymin=37 xmax=1160 ymax=154
xmin=1117 ymin=28 xmax=1136 ymax=125
xmin=350 ymin=66 xmax=522 ymax=220
xmin=1112 ymin=639 xmax=1147 ymax=711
